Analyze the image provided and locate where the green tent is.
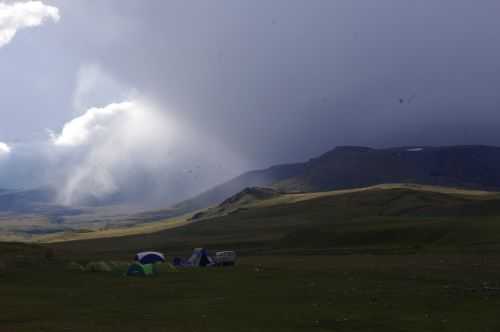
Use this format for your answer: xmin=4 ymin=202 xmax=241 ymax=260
xmin=126 ymin=262 xmax=155 ymax=277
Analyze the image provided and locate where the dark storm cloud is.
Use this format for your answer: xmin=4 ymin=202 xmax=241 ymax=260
xmin=2 ymin=0 xmax=500 ymax=203
xmin=45 ymin=0 xmax=500 ymax=167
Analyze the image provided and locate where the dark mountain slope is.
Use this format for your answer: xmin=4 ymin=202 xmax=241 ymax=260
xmin=0 ymin=188 xmax=82 ymax=216
xmin=276 ymin=145 xmax=500 ymax=192
xmin=3 ymin=145 xmax=500 ymax=222
xmin=171 ymin=162 xmax=305 ymax=214
xmin=172 ymin=145 xmax=500 ymax=214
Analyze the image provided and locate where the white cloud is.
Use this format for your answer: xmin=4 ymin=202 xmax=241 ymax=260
xmin=0 ymin=63 xmax=245 ymax=207
xmin=50 ymin=100 xmax=177 ymax=205
xmin=0 ymin=142 xmax=11 ymax=155
xmin=0 ymin=99 xmax=245 ymax=207
xmin=51 ymin=101 xmax=135 ymax=147
xmin=47 ymin=99 xmax=245 ymax=206
xmin=0 ymin=1 xmax=60 ymax=48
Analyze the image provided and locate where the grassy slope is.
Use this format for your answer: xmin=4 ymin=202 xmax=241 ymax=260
xmin=4 ymin=185 xmax=500 ymax=331
xmin=48 ymin=184 xmax=500 ymax=257
xmin=37 ymin=213 xmax=197 ymax=243
xmin=40 ymin=183 xmax=495 ymax=244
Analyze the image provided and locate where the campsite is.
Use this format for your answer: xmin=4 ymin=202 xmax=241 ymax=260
xmin=3 ymin=1 xmax=500 ymax=331
xmin=3 ymin=245 xmax=500 ymax=332
xmin=4 ymin=185 xmax=500 ymax=331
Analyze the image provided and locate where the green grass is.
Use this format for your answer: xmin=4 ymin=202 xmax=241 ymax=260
xmin=2 ymin=254 xmax=500 ymax=332
xmin=4 ymin=187 xmax=500 ymax=331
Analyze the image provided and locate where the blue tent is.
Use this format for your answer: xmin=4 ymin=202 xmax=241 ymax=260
xmin=134 ymin=251 xmax=165 ymax=265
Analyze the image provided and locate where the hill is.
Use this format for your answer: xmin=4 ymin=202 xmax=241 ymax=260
xmin=0 ymin=187 xmax=73 ymax=214
xmin=189 ymin=187 xmax=283 ymax=220
xmin=4 ymin=145 xmax=500 ymax=241
xmin=171 ymin=145 xmax=500 ymax=216
xmin=49 ymin=184 xmax=500 ymax=255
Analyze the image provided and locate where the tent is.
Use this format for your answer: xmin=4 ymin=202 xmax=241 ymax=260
xmin=172 ymin=257 xmax=186 ymax=267
xmin=134 ymin=251 xmax=165 ymax=264
xmin=126 ymin=262 xmax=155 ymax=277
xmin=86 ymin=261 xmax=112 ymax=272
xmin=186 ymin=248 xmax=215 ymax=267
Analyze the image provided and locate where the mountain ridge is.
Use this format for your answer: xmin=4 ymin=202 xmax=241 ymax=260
xmin=172 ymin=145 xmax=500 ymax=215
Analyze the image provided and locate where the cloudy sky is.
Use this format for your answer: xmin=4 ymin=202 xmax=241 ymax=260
xmin=1 ymin=0 xmax=500 ymax=205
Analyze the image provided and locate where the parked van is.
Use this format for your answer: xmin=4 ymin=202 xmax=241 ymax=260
xmin=214 ymin=251 xmax=237 ymax=266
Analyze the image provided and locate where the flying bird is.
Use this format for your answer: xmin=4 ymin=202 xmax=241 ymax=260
xmin=399 ymin=94 xmax=416 ymax=104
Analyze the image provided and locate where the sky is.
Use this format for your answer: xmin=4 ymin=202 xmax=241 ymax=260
xmin=1 ymin=0 xmax=500 ymax=206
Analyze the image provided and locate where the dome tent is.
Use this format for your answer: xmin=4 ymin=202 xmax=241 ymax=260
xmin=127 ymin=251 xmax=165 ymax=277
xmin=126 ymin=262 xmax=154 ymax=277
xmin=186 ymin=248 xmax=215 ymax=267
xmin=134 ymin=251 xmax=165 ymax=264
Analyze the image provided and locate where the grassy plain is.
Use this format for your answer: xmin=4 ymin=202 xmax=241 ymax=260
xmin=3 ymin=185 xmax=500 ymax=331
